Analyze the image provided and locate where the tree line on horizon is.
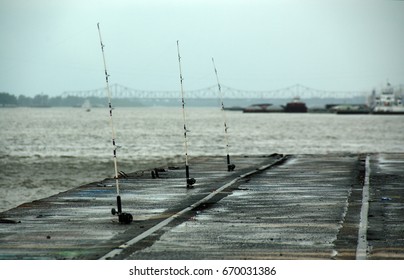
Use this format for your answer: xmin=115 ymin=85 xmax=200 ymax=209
xmin=0 ymin=92 xmax=143 ymax=107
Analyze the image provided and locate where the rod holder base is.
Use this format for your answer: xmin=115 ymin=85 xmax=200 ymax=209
xmin=118 ymin=212 xmax=133 ymax=224
xmin=111 ymin=208 xmax=133 ymax=224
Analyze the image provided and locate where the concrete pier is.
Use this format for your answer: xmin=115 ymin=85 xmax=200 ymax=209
xmin=0 ymin=153 xmax=403 ymax=260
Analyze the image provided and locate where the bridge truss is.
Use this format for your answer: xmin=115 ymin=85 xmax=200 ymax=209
xmin=62 ymin=83 xmax=371 ymax=100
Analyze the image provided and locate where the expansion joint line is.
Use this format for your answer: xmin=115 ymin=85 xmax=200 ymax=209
xmin=356 ymin=154 xmax=370 ymax=260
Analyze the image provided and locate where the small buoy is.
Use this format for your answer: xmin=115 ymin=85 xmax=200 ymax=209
xmin=111 ymin=208 xmax=117 ymax=215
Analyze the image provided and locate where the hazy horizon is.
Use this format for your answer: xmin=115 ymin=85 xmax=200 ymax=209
xmin=1 ymin=0 xmax=404 ymax=97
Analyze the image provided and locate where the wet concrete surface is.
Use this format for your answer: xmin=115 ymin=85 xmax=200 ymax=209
xmin=367 ymin=154 xmax=404 ymax=259
xmin=0 ymin=153 xmax=403 ymax=260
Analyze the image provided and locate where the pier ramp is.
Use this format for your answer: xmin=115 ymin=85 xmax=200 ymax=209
xmin=0 ymin=153 xmax=403 ymax=260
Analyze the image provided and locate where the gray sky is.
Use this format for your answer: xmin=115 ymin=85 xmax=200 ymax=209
xmin=1 ymin=0 xmax=403 ymax=97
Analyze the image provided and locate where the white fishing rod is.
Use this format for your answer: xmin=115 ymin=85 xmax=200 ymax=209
xmin=212 ymin=58 xmax=235 ymax=171
xmin=176 ymin=40 xmax=196 ymax=188
xmin=97 ymin=23 xmax=132 ymax=224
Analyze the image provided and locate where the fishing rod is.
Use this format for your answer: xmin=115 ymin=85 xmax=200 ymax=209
xmin=97 ymin=23 xmax=132 ymax=224
xmin=212 ymin=58 xmax=235 ymax=172
xmin=176 ymin=40 xmax=196 ymax=188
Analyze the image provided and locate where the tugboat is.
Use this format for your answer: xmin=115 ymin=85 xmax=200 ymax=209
xmin=283 ymin=97 xmax=307 ymax=113
xmin=370 ymin=83 xmax=404 ymax=114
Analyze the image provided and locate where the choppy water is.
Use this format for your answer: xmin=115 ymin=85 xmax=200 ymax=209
xmin=1 ymin=107 xmax=403 ymax=212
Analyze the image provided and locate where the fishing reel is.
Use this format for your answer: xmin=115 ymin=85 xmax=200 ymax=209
xmin=186 ymin=177 xmax=196 ymax=188
xmin=111 ymin=196 xmax=133 ymax=224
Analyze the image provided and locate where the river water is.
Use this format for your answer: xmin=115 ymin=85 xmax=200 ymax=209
xmin=1 ymin=107 xmax=403 ymax=212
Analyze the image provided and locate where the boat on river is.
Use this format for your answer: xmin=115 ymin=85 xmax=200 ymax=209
xmin=243 ymin=103 xmax=284 ymax=113
xmin=330 ymin=104 xmax=370 ymax=114
xmin=243 ymin=97 xmax=307 ymax=113
xmin=82 ymin=99 xmax=91 ymax=112
xmin=370 ymin=83 xmax=404 ymax=114
xmin=283 ymin=97 xmax=307 ymax=113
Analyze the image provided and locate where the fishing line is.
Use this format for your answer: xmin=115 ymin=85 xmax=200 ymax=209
xmin=97 ymin=23 xmax=132 ymax=224
xmin=176 ymin=40 xmax=196 ymax=188
xmin=212 ymin=58 xmax=235 ymax=171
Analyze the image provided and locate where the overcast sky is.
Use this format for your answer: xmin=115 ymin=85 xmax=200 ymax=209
xmin=1 ymin=0 xmax=403 ymax=97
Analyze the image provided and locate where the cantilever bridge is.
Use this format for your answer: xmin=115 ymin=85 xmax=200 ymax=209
xmin=62 ymin=83 xmax=370 ymax=99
